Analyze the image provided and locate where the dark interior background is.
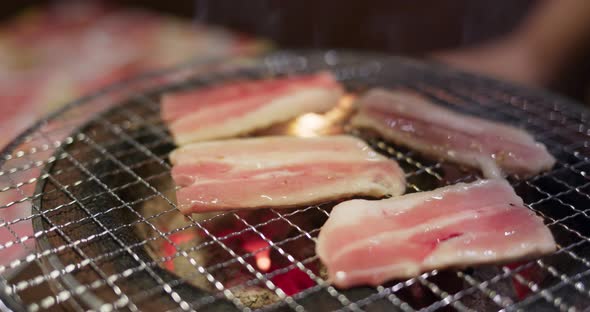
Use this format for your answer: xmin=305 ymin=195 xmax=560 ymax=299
xmin=2 ymin=0 xmax=589 ymax=103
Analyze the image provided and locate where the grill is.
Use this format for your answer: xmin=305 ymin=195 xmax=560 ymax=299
xmin=2 ymin=51 xmax=590 ymax=312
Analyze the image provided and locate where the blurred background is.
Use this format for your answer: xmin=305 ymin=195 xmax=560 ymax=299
xmin=2 ymin=0 xmax=590 ymax=151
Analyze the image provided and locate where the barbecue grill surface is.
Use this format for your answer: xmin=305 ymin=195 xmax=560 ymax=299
xmin=1 ymin=51 xmax=590 ymax=311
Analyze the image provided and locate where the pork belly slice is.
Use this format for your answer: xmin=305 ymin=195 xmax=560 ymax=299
xmin=351 ymin=89 xmax=555 ymax=178
xmin=162 ymin=72 xmax=343 ymax=144
xmin=170 ymin=136 xmax=406 ymax=214
xmin=316 ymin=179 xmax=556 ymax=288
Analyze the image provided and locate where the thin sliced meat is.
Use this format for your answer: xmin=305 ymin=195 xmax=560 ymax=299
xmin=170 ymin=136 xmax=405 ymax=214
xmin=316 ymin=179 xmax=556 ymax=288
xmin=162 ymin=72 xmax=343 ymax=144
xmin=351 ymin=89 xmax=555 ymax=178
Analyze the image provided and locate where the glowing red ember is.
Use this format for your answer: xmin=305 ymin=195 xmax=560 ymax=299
xmin=163 ymin=230 xmax=198 ymax=271
xmin=243 ymin=238 xmax=272 ymax=272
xmin=271 ymin=267 xmax=316 ymax=296
xmin=506 ymin=261 xmax=541 ymax=300
xmin=158 ymin=211 xmax=317 ymax=296
xmin=240 ymin=233 xmax=316 ymax=295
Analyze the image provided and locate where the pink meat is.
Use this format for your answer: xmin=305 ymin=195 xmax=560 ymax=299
xmin=162 ymin=80 xmax=266 ymax=122
xmin=316 ymin=179 xmax=556 ymax=288
xmin=161 ymin=72 xmax=343 ymax=144
xmin=170 ymin=136 xmax=405 ymax=214
xmin=351 ymin=89 xmax=555 ymax=178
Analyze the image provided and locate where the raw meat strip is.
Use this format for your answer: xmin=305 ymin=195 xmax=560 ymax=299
xmin=351 ymin=89 xmax=555 ymax=178
xmin=316 ymin=179 xmax=556 ymax=288
xmin=162 ymin=72 xmax=343 ymax=144
xmin=170 ymin=136 xmax=405 ymax=214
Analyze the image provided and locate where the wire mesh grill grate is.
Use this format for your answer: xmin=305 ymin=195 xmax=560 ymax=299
xmin=1 ymin=51 xmax=590 ymax=312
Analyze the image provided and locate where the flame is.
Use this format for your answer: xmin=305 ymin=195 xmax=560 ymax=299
xmin=271 ymin=267 xmax=315 ymax=296
xmin=257 ymin=254 xmax=271 ymax=272
xmin=162 ymin=230 xmax=198 ymax=271
xmin=287 ymin=95 xmax=356 ymax=136
xmin=289 ymin=113 xmax=327 ymax=137
xmin=506 ymin=261 xmax=537 ymax=299
xmin=243 ymin=238 xmax=271 ymax=272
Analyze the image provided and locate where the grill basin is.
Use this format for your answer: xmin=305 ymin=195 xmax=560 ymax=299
xmin=1 ymin=51 xmax=590 ymax=312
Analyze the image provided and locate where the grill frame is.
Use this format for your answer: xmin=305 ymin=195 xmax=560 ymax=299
xmin=2 ymin=50 xmax=590 ymax=311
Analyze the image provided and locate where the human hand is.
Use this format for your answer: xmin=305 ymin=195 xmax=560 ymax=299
xmin=431 ymin=36 xmax=549 ymax=87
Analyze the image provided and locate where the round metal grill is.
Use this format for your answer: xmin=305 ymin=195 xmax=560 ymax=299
xmin=2 ymin=51 xmax=590 ymax=312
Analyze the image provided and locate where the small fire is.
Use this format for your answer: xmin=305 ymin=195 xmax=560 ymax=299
xmin=243 ymin=239 xmax=272 ymax=272
xmin=163 ymin=230 xmax=198 ymax=271
xmin=241 ymin=238 xmax=316 ymax=295
xmin=270 ymin=267 xmax=316 ymax=296
xmin=239 ymin=234 xmax=317 ymax=295
xmin=288 ymin=95 xmax=356 ymax=137
xmin=506 ymin=261 xmax=540 ymax=300
xmin=289 ymin=113 xmax=328 ymax=137
xmin=157 ymin=210 xmax=319 ymax=297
